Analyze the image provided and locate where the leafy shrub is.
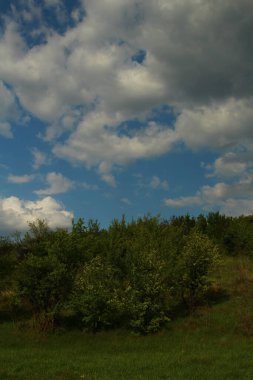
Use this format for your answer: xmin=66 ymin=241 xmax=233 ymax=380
xmin=16 ymin=253 xmax=71 ymax=331
xmin=71 ymin=256 xmax=123 ymax=332
xmin=126 ymin=250 xmax=170 ymax=334
xmin=172 ymin=231 xmax=220 ymax=309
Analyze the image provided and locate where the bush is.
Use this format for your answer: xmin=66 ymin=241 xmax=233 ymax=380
xmin=71 ymin=256 xmax=123 ymax=332
xmin=16 ymin=254 xmax=71 ymax=331
xmin=172 ymin=231 xmax=220 ymax=309
xmin=126 ymin=250 xmax=170 ymax=334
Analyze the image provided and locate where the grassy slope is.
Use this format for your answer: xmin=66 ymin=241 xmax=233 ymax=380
xmin=1 ymin=255 xmax=253 ymax=380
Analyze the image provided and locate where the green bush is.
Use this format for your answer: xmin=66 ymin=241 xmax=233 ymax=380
xmin=16 ymin=253 xmax=71 ymax=331
xmin=126 ymin=250 xmax=170 ymax=334
xmin=172 ymin=231 xmax=220 ymax=309
xmin=71 ymin=256 xmax=124 ymax=332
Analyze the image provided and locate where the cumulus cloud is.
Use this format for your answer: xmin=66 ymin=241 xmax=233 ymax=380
xmin=1 ymin=0 xmax=253 ymax=208
xmin=164 ymin=175 xmax=253 ymax=216
xmin=176 ymin=98 xmax=253 ymax=150
xmin=1 ymin=1 xmax=252 ymax=153
xmin=205 ymin=152 xmax=249 ymax=179
xmin=53 ymin=113 xmax=178 ymax=171
xmin=34 ymin=172 xmax=74 ymax=195
xmin=8 ymin=174 xmax=35 ymax=184
xmin=0 ymin=196 xmax=73 ymax=234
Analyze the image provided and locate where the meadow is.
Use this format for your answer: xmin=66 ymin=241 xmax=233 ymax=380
xmin=1 ymin=254 xmax=253 ymax=380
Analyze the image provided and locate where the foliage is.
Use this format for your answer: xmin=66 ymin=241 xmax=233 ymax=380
xmin=0 ymin=237 xmax=16 ymax=291
xmin=172 ymin=231 xmax=220 ymax=308
xmin=16 ymin=253 xmax=71 ymax=331
xmin=71 ymin=256 xmax=123 ymax=332
xmin=6 ymin=211 xmax=253 ymax=335
xmin=125 ymin=249 xmax=170 ymax=334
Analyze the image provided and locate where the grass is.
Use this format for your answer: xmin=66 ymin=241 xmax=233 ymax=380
xmin=1 ymin=255 xmax=253 ymax=379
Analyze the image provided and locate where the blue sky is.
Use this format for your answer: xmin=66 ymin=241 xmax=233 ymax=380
xmin=0 ymin=0 xmax=253 ymax=233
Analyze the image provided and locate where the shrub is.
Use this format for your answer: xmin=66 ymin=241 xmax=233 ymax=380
xmin=172 ymin=231 xmax=220 ymax=309
xmin=71 ymin=256 xmax=123 ymax=332
xmin=16 ymin=254 xmax=71 ymax=331
xmin=126 ymin=250 xmax=170 ymax=334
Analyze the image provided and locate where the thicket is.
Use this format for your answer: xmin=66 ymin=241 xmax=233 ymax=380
xmin=1 ymin=212 xmax=253 ymax=334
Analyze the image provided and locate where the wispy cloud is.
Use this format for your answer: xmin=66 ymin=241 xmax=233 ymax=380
xmin=150 ymin=176 xmax=169 ymax=190
xmin=121 ymin=197 xmax=132 ymax=206
xmin=81 ymin=182 xmax=99 ymax=191
xmin=8 ymin=174 xmax=35 ymax=184
xmin=0 ymin=122 xmax=13 ymax=138
xmin=32 ymin=148 xmax=51 ymax=169
xmin=34 ymin=172 xmax=74 ymax=195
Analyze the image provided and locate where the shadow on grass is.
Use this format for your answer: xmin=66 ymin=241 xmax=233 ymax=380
xmin=168 ymin=286 xmax=230 ymax=321
xmin=205 ymin=286 xmax=230 ymax=306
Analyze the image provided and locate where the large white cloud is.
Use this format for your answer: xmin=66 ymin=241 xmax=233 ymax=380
xmin=0 ymin=196 xmax=73 ymax=234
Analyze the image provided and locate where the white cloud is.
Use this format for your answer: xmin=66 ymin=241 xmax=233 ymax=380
xmin=176 ymin=98 xmax=253 ymax=150
xmin=0 ymin=81 xmax=17 ymax=120
xmin=97 ymin=161 xmax=117 ymax=187
xmin=0 ymin=122 xmax=13 ymax=138
xmin=32 ymin=148 xmax=50 ymax=169
xmin=81 ymin=182 xmax=99 ymax=191
xmin=0 ymin=196 xmax=73 ymax=233
xmin=121 ymin=197 xmax=132 ymax=205
xmin=0 ymin=0 xmax=253 ymax=196
xmin=8 ymin=174 xmax=35 ymax=184
xmin=135 ymin=173 xmax=169 ymax=193
xmin=53 ymin=112 xmax=178 ymax=169
xmin=34 ymin=172 xmax=74 ymax=195
xmin=206 ymin=152 xmax=248 ymax=179
xmin=165 ymin=195 xmax=202 ymax=208
xmin=164 ymin=176 xmax=253 ymax=216
xmin=150 ymin=176 xmax=169 ymax=190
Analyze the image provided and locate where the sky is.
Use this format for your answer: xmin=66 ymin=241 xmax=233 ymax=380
xmin=0 ymin=0 xmax=253 ymax=234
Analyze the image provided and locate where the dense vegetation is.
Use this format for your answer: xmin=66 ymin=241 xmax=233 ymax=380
xmin=1 ymin=212 xmax=253 ymax=335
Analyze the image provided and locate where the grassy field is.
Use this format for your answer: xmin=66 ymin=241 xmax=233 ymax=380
xmin=1 ymin=255 xmax=253 ymax=380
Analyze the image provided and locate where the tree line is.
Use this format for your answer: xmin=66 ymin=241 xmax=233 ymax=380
xmin=1 ymin=212 xmax=253 ymax=334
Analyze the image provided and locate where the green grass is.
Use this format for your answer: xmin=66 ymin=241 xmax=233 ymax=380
xmin=1 ymin=255 xmax=253 ymax=380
